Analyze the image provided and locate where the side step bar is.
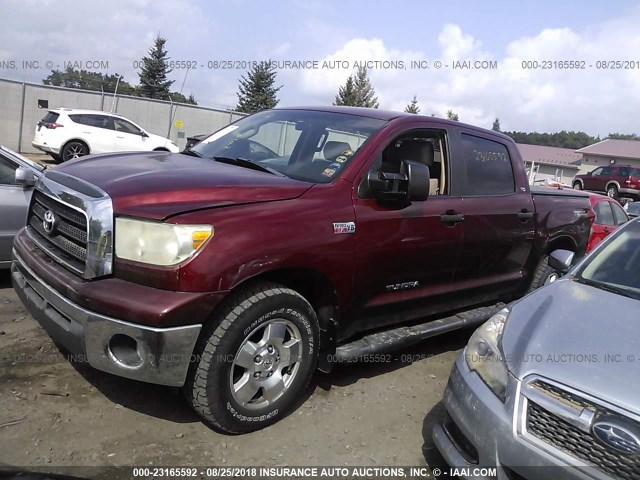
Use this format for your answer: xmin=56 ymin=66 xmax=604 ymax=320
xmin=334 ymin=303 xmax=506 ymax=363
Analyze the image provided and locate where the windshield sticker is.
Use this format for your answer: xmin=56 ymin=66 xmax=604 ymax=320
xmin=335 ymin=155 xmax=348 ymax=164
xmin=342 ymin=149 xmax=354 ymax=156
xmin=330 ymin=162 xmax=342 ymax=170
xmin=200 ymin=125 xmax=239 ymax=144
xmin=322 ymin=167 xmax=336 ymax=177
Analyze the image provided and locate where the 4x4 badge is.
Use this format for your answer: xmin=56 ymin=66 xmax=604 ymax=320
xmin=333 ymin=222 xmax=356 ymax=234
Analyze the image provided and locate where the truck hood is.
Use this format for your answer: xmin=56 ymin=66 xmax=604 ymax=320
xmin=55 ymin=151 xmax=313 ymax=219
xmin=502 ymin=278 xmax=640 ymax=415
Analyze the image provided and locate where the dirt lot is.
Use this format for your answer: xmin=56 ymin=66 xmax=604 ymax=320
xmin=0 ymin=268 xmax=469 ymax=478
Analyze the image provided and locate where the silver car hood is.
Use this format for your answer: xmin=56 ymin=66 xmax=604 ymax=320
xmin=502 ymin=278 xmax=640 ymax=415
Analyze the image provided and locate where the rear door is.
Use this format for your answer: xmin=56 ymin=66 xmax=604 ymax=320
xmin=450 ymin=130 xmax=535 ymax=298
xmin=69 ymin=114 xmax=115 ymax=153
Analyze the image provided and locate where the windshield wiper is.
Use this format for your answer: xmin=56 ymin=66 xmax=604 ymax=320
xmin=212 ymin=156 xmax=286 ymax=177
xmin=575 ymin=276 xmax=640 ymax=300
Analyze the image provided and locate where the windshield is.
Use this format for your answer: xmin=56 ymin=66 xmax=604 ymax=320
xmin=0 ymin=145 xmax=45 ymax=172
xmin=190 ymin=109 xmax=386 ymax=183
xmin=576 ymin=219 xmax=640 ymax=300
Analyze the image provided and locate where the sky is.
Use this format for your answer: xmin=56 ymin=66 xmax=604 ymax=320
xmin=2 ymin=0 xmax=640 ymax=136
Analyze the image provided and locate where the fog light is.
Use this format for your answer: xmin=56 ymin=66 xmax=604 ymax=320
xmin=108 ymin=334 xmax=142 ymax=368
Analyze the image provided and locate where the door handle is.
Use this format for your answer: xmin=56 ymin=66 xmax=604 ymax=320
xmin=517 ymin=210 xmax=534 ymax=221
xmin=603 ymin=227 xmax=610 ymax=233
xmin=440 ymin=211 xmax=465 ymax=225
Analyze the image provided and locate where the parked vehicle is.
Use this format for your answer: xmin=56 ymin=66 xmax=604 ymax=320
xmin=32 ymin=108 xmax=179 ymax=162
xmin=586 ymin=192 xmax=629 ymax=253
xmin=573 ymin=165 xmax=640 ymax=200
xmin=626 ymin=201 xmax=640 ymax=218
xmin=0 ymin=146 xmax=44 ymax=269
xmin=184 ymin=133 xmax=207 ymax=150
xmin=433 ymin=218 xmax=640 ymax=480
xmin=12 ymin=107 xmax=593 ymax=434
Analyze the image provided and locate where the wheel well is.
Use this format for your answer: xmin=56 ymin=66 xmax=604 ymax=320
xmin=62 ymin=139 xmax=89 ymax=153
xmin=230 ymin=268 xmax=339 ymax=333
xmin=606 ymin=181 xmax=619 ymax=190
xmin=153 ymin=147 xmax=170 ymax=152
xmin=572 ymin=179 xmax=583 ymax=186
xmin=546 ymin=236 xmax=577 ymax=254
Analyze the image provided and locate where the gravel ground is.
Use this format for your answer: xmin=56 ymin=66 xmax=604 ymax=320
xmin=0 ymin=270 xmax=469 ymax=478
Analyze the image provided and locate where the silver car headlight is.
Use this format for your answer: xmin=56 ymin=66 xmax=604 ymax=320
xmin=115 ymin=217 xmax=212 ymax=266
xmin=465 ymin=307 xmax=510 ymax=401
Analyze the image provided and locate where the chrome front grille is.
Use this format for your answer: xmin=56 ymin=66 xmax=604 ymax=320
xmin=29 ymin=191 xmax=88 ymax=271
xmin=25 ymin=172 xmax=113 ymax=279
xmin=524 ymin=379 xmax=640 ymax=480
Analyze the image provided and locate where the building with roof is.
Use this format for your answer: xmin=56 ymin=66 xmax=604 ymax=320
xmin=516 ymin=143 xmax=582 ymax=186
xmin=576 ymin=139 xmax=640 ymax=174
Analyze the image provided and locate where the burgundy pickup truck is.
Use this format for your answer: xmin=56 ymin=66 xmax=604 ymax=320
xmin=12 ymin=107 xmax=593 ymax=433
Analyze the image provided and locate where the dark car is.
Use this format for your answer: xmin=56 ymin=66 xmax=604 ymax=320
xmin=573 ymin=165 xmax=640 ymax=200
xmin=626 ymin=201 xmax=640 ymax=218
xmin=12 ymin=106 xmax=593 ymax=434
xmin=434 ymin=218 xmax=640 ymax=480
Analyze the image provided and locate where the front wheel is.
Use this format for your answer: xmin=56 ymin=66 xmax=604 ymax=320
xmin=572 ymin=181 xmax=582 ymax=190
xmin=184 ymin=283 xmax=319 ymax=434
xmin=527 ymin=255 xmax=561 ymax=293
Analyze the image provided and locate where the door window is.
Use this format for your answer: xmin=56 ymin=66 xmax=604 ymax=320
xmin=594 ymin=201 xmax=615 ymax=226
xmin=460 ymin=134 xmax=514 ymax=195
xmin=0 ymin=156 xmax=17 ymax=185
xmin=611 ymin=202 xmax=629 ymax=225
xmin=113 ymin=118 xmax=141 ymax=135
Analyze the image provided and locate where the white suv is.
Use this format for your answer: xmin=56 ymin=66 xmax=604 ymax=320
xmin=32 ymin=108 xmax=179 ymax=162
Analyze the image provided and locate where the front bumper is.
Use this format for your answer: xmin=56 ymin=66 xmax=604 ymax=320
xmin=12 ymin=251 xmax=202 ymax=387
xmin=433 ymin=354 xmax=604 ymax=480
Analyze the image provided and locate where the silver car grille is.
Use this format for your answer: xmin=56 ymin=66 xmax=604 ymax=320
xmin=26 ymin=171 xmax=113 ymax=279
xmin=524 ymin=379 xmax=640 ymax=480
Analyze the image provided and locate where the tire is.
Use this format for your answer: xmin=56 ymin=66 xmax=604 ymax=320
xmin=184 ymin=283 xmax=320 ymax=434
xmin=527 ymin=255 xmax=560 ymax=293
xmin=572 ymin=181 xmax=582 ymax=190
xmin=61 ymin=141 xmax=89 ymax=162
xmin=606 ymin=184 xmax=619 ymax=199
xmin=49 ymin=153 xmax=62 ymax=163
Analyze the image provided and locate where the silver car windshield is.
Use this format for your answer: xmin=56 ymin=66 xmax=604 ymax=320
xmin=576 ymin=220 xmax=640 ymax=300
xmin=190 ymin=109 xmax=385 ymax=184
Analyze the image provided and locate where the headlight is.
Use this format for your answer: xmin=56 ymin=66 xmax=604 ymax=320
xmin=465 ymin=307 xmax=509 ymax=401
xmin=115 ymin=217 xmax=212 ymax=266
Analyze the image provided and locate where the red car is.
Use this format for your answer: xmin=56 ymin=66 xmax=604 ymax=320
xmin=586 ymin=192 xmax=629 ymax=252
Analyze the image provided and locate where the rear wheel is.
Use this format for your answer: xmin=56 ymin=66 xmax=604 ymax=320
xmin=61 ymin=141 xmax=89 ymax=162
xmin=606 ymin=184 xmax=619 ymax=199
xmin=49 ymin=153 xmax=62 ymax=163
xmin=572 ymin=181 xmax=582 ymax=190
xmin=527 ymin=255 xmax=561 ymax=293
xmin=184 ymin=283 xmax=319 ymax=434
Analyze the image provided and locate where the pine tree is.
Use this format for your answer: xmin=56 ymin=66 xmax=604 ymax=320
xmin=334 ymin=76 xmax=357 ymax=106
xmin=138 ymin=35 xmax=175 ymax=100
xmin=236 ymin=61 xmax=282 ymax=113
xmin=492 ymin=118 xmax=501 ymax=132
xmin=353 ymin=67 xmax=379 ymax=108
xmin=404 ymin=95 xmax=420 ymax=114
xmin=446 ymin=109 xmax=459 ymax=121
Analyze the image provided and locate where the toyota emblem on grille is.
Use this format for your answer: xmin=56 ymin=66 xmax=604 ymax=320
xmin=592 ymin=418 xmax=640 ymax=455
xmin=42 ymin=210 xmax=58 ymax=235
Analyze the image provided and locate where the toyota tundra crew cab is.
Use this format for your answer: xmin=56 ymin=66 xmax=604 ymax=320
xmin=11 ymin=107 xmax=593 ymax=433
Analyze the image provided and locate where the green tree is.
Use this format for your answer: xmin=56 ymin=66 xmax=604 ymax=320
xmin=137 ymin=35 xmax=175 ymax=100
xmin=353 ymin=67 xmax=379 ymax=108
xmin=607 ymin=133 xmax=640 ymax=141
xmin=404 ymin=95 xmax=420 ymax=114
xmin=502 ymin=130 xmax=599 ymax=149
xmin=492 ymin=118 xmax=501 ymax=132
xmin=43 ymin=67 xmax=135 ymax=95
xmin=446 ymin=109 xmax=459 ymax=121
xmin=236 ymin=61 xmax=282 ymax=113
xmin=334 ymin=76 xmax=357 ymax=106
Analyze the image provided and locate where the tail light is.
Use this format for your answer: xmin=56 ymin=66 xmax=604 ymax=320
xmin=44 ymin=122 xmax=64 ymax=129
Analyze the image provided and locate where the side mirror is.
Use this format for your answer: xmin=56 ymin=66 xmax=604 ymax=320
xmin=367 ymin=160 xmax=430 ymax=203
xmin=15 ymin=167 xmax=37 ymax=188
xmin=586 ymin=171 xmax=593 ymax=176
xmin=140 ymin=131 xmax=149 ymax=138
xmin=548 ymin=249 xmax=575 ymax=273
